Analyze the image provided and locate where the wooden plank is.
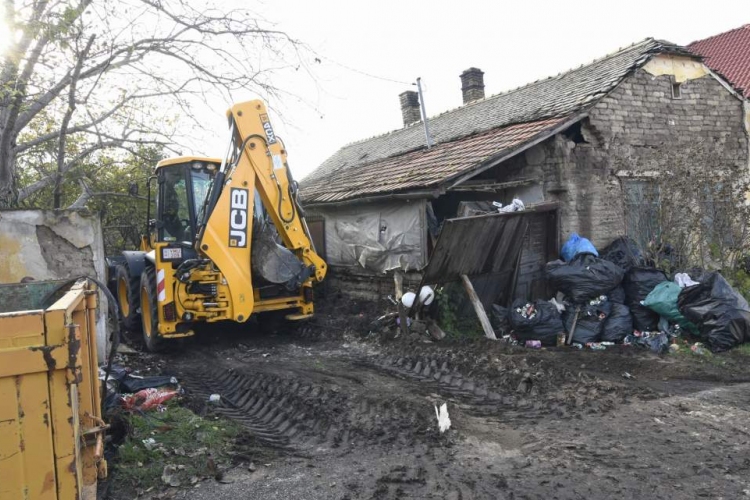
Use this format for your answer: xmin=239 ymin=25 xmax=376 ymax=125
xmin=393 ymin=271 xmax=408 ymax=337
xmin=460 ymin=275 xmax=496 ymax=340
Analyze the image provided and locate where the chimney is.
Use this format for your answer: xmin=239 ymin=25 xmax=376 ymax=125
xmin=399 ymin=90 xmax=421 ymax=127
xmin=460 ymin=67 xmax=485 ymax=104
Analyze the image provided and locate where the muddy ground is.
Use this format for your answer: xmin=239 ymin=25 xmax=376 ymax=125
xmin=108 ymin=298 xmax=750 ymax=499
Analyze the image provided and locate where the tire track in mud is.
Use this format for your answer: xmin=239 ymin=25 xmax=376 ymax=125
xmin=178 ymin=361 xmax=438 ymax=452
xmin=359 ymin=347 xmax=656 ymax=422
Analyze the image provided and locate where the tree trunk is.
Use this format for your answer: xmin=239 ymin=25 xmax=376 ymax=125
xmin=0 ymin=136 xmax=16 ymax=208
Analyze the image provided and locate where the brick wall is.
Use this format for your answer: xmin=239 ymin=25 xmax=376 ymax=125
xmin=490 ymin=69 xmax=748 ymax=249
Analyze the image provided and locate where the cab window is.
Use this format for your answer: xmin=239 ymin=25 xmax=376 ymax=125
xmin=159 ymin=167 xmax=191 ymax=242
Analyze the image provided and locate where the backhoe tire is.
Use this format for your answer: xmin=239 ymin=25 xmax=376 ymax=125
xmin=116 ymin=263 xmax=141 ymax=332
xmin=140 ymin=266 xmax=165 ymax=352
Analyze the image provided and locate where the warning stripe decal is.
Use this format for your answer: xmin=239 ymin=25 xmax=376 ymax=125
xmin=157 ymin=268 xmax=166 ymax=302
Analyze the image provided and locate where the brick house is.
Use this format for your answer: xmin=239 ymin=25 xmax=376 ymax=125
xmin=300 ymin=39 xmax=749 ymax=300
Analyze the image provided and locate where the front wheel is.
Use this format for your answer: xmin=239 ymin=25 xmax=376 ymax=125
xmin=140 ymin=266 xmax=164 ymax=352
xmin=116 ymin=263 xmax=141 ymax=332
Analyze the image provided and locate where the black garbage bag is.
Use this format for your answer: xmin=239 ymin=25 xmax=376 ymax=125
xmin=622 ymin=267 xmax=668 ymax=331
xmin=509 ymin=299 xmax=564 ymax=346
xmin=602 ymin=303 xmax=633 ymax=342
xmin=563 ymin=297 xmax=612 ymax=344
xmin=600 ymin=236 xmax=646 ymax=273
xmin=546 ymin=253 xmax=625 ymax=303
xmin=677 ymin=272 xmax=750 ymax=352
xmin=491 ymin=304 xmax=510 ymax=333
xmin=608 ymin=285 xmax=626 ymax=304
xmin=638 ymin=332 xmax=670 ymax=354
xmin=121 ymin=375 xmax=179 ymax=393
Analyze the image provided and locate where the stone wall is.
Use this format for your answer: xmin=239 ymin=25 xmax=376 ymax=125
xmin=488 ymin=65 xmax=748 ymax=249
xmin=0 ymin=210 xmax=109 ymax=362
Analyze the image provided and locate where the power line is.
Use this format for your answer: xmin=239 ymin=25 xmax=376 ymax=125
xmin=316 ymin=55 xmax=415 ymax=86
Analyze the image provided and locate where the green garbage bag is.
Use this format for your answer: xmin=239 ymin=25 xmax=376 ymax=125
xmin=643 ymin=281 xmax=698 ymax=334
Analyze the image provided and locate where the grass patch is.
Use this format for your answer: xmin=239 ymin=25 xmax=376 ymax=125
xmin=732 ymin=343 xmax=750 ymax=357
xmin=671 ymin=342 xmax=728 ymax=367
xmin=110 ymin=402 xmax=242 ymax=495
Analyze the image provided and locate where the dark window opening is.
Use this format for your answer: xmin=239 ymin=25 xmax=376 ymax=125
xmin=671 ymin=82 xmax=682 ymax=99
xmin=563 ymin=122 xmax=587 ymax=144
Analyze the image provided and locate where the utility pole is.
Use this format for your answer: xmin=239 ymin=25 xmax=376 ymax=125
xmin=416 ymin=77 xmax=433 ymax=148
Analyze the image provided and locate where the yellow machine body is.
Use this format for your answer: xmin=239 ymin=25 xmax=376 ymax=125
xmin=115 ymin=100 xmax=326 ymax=346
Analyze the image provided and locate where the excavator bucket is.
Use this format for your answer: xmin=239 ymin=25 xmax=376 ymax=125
xmin=251 ymin=222 xmax=313 ymax=290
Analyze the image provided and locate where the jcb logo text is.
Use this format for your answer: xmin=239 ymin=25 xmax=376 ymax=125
xmin=229 ymin=188 xmax=248 ymax=247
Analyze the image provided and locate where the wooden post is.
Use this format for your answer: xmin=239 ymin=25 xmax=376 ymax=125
xmin=460 ymin=274 xmax=496 ymax=340
xmin=394 ymin=271 xmax=408 ymax=337
xmin=566 ymin=305 xmax=581 ymax=345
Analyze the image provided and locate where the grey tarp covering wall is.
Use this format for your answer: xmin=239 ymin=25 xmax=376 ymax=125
xmin=309 ymin=199 xmax=426 ymax=273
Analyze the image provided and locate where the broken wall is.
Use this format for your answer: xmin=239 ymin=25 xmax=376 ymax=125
xmin=0 ymin=210 xmax=109 ymax=362
xmin=488 ymin=59 xmax=748 ymax=249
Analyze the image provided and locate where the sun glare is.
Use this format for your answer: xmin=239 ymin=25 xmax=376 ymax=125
xmin=0 ymin=18 xmax=10 ymax=56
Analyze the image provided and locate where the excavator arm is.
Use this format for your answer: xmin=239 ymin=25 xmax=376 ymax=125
xmin=197 ymin=100 xmax=326 ymax=322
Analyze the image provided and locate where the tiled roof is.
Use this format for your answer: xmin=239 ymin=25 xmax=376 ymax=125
xmin=688 ymin=25 xmax=750 ymax=98
xmin=304 ymin=118 xmax=567 ymax=204
xmin=302 ymin=38 xmax=692 ymax=205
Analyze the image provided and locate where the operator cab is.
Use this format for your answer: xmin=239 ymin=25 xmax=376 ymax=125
xmin=153 ymin=157 xmax=220 ymax=245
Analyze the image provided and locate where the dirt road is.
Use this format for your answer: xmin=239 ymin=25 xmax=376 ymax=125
xmin=138 ymin=319 xmax=750 ymax=500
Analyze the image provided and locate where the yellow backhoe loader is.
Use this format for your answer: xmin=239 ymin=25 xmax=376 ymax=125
xmin=110 ymin=100 xmax=326 ymax=351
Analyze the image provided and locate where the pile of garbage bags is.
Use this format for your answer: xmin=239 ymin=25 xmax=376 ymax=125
xmin=499 ymin=233 xmax=750 ymax=353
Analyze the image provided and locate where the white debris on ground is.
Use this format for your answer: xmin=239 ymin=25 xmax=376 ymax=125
xmin=434 ymin=403 xmax=451 ymax=433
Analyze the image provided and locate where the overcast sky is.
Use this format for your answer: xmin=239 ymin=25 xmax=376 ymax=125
xmin=196 ymin=1 xmax=747 ymax=180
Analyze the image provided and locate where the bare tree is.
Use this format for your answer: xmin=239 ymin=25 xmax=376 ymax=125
xmin=615 ymin=138 xmax=750 ymax=272
xmin=0 ymin=0 xmax=312 ymax=208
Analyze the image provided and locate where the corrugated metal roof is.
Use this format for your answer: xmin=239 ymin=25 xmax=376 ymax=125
xmin=301 ymin=38 xmax=693 ymax=205
xmin=688 ymin=25 xmax=750 ymax=98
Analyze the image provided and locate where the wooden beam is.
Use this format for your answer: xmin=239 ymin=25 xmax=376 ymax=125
xmin=460 ymin=274 xmax=496 ymax=340
xmin=394 ymin=271 xmax=408 ymax=337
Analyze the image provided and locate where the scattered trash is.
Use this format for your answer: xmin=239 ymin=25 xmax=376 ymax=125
xmin=549 ymin=297 xmax=566 ymax=313
xmin=690 ymin=342 xmax=708 ymax=355
xmin=599 ymin=236 xmax=645 ymax=273
xmin=509 ymin=299 xmax=564 ymax=346
xmin=418 ymin=286 xmax=435 ymax=306
xmin=678 ymin=272 xmax=750 ymax=352
xmin=525 ymin=340 xmax=542 ymax=349
xmin=161 ymin=465 xmax=181 ymax=487
xmin=602 ymin=303 xmax=633 ymax=342
xmin=642 ymin=281 xmax=698 ymax=334
xmin=434 ymin=403 xmax=451 ymax=433
xmin=571 ymin=343 xmax=583 ymax=349
xmin=546 ymin=253 xmax=624 ymax=303
xmin=121 ymin=387 xmax=180 ymax=412
xmin=563 ymin=296 xmax=611 ymax=344
xmin=121 ymin=375 xmax=179 ymax=394
xmin=629 ymin=331 xmax=670 ymax=354
xmin=262 ymin=353 xmax=271 ymax=358
xmin=490 ymin=304 xmax=510 ymax=333
xmin=116 ymin=343 xmax=138 ymax=354
xmin=495 ymin=197 xmax=525 ymax=213
xmin=586 ymin=342 xmax=606 ymax=350
xmin=401 ymin=292 xmax=417 ymax=308
xmin=208 ymin=394 xmax=221 ymax=404
xmin=621 ymin=372 xmax=635 ymax=380
xmin=622 ymin=267 xmax=668 ymax=332
xmin=142 ymin=438 xmax=158 ymax=450
xmin=674 ymin=273 xmax=699 ymax=288
xmin=561 ymin=233 xmax=598 ymax=262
